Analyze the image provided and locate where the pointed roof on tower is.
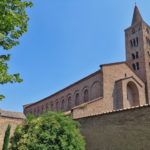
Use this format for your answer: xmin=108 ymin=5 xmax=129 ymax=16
xmin=132 ymin=5 xmax=143 ymax=25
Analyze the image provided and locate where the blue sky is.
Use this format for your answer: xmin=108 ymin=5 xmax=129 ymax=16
xmin=1 ymin=0 xmax=150 ymax=112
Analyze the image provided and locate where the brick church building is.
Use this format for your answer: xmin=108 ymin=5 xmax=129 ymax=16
xmin=24 ymin=5 xmax=150 ymax=119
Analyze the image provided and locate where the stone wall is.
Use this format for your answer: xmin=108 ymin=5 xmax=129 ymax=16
xmin=0 ymin=116 xmax=24 ymax=150
xmin=0 ymin=109 xmax=25 ymax=150
xmin=77 ymin=105 xmax=150 ymax=150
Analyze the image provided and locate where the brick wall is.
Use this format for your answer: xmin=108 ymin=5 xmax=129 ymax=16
xmin=0 ymin=116 xmax=24 ymax=150
xmin=77 ymin=105 xmax=150 ymax=150
xmin=72 ymin=62 xmax=146 ymax=119
xmin=24 ymin=70 xmax=103 ymax=116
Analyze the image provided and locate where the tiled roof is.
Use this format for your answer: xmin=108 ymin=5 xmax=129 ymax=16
xmin=72 ymin=97 xmax=103 ymax=110
xmin=0 ymin=109 xmax=26 ymax=119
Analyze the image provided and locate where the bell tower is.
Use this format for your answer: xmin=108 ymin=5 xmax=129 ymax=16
xmin=125 ymin=5 xmax=150 ymax=103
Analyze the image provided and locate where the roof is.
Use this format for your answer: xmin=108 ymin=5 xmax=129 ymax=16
xmin=24 ymin=70 xmax=101 ymax=109
xmin=72 ymin=97 xmax=103 ymax=110
xmin=73 ymin=104 xmax=150 ymax=120
xmin=116 ymin=76 xmax=143 ymax=88
xmin=100 ymin=61 xmax=125 ymax=68
xmin=132 ymin=5 xmax=143 ymax=25
xmin=0 ymin=109 xmax=26 ymax=119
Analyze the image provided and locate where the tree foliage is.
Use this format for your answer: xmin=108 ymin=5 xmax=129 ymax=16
xmin=0 ymin=0 xmax=33 ymax=100
xmin=3 ymin=124 xmax=11 ymax=150
xmin=10 ymin=112 xmax=85 ymax=150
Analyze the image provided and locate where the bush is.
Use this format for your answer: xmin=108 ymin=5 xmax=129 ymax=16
xmin=10 ymin=111 xmax=85 ymax=150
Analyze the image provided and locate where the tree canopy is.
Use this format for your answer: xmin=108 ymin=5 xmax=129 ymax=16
xmin=0 ymin=0 xmax=33 ymax=100
xmin=10 ymin=111 xmax=85 ymax=150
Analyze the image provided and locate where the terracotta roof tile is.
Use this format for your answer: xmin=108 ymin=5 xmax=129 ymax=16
xmin=0 ymin=109 xmax=26 ymax=119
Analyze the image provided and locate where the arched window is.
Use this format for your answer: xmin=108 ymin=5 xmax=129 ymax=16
xmin=127 ymin=81 xmax=140 ymax=107
xmin=132 ymin=54 xmax=135 ymax=60
xmin=133 ymin=39 xmax=136 ymax=47
xmin=34 ymin=108 xmax=36 ymax=115
xmin=84 ymin=89 xmax=89 ymax=102
xmin=41 ymin=105 xmax=44 ymax=113
xmin=75 ymin=93 xmax=80 ymax=106
xmin=136 ymin=37 xmax=138 ymax=46
xmin=37 ymin=107 xmax=40 ymax=115
xmin=56 ymin=101 xmax=59 ymax=111
xmin=136 ymin=52 xmax=139 ymax=58
xmin=136 ymin=62 xmax=139 ymax=70
xmin=61 ymin=99 xmax=65 ymax=110
xmin=68 ymin=96 xmax=71 ymax=110
xmin=132 ymin=64 xmax=136 ymax=70
xmin=91 ymin=81 xmax=101 ymax=100
xmin=130 ymin=40 xmax=133 ymax=48
xmin=51 ymin=103 xmax=53 ymax=111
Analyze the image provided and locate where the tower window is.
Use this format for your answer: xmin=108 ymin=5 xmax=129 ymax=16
xmin=136 ymin=37 xmax=138 ymax=46
xmin=132 ymin=64 xmax=136 ymax=70
xmin=130 ymin=38 xmax=138 ymax=48
xmin=146 ymin=28 xmax=149 ymax=34
xmin=133 ymin=39 xmax=136 ymax=47
xmin=136 ymin=52 xmax=139 ymax=58
xmin=148 ymin=51 xmax=150 ymax=57
xmin=132 ymin=28 xmax=135 ymax=34
xmin=136 ymin=62 xmax=139 ymax=70
xmin=132 ymin=54 xmax=135 ymax=60
xmin=130 ymin=40 xmax=133 ymax=48
xmin=146 ymin=37 xmax=150 ymax=46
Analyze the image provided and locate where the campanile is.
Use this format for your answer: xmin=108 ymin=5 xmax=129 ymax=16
xmin=125 ymin=5 xmax=150 ymax=103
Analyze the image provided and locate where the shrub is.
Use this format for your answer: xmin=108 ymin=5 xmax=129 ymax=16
xmin=10 ymin=112 xmax=85 ymax=150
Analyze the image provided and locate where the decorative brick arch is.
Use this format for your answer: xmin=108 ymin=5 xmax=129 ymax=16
xmin=91 ymin=81 xmax=101 ymax=100
xmin=127 ymin=81 xmax=140 ymax=107
xmin=74 ymin=90 xmax=80 ymax=106
xmin=82 ymin=86 xmax=89 ymax=102
xmin=66 ymin=94 xmax=72 ymax=110
xmin=61 ymin=97 xmax=65 ymax=110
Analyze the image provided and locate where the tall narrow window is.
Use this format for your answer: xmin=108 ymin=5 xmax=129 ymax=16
xmin=75 ymin=93 xmax=80 ymax=106
xmin=132 ymin=54 xmax=135 ymax=60
xmin=46 ymin=103 xmax=48 ymax=111
xmin=84 ymin=89 xmax=89 ymax=102
xmin=37 ymin=107 xmax=40 ymax=115
xmin=136 ymin=52 xmax=139 ymax=58
xmin=132 ymin=64 xmax=136 ymax=70
xmin=68 ymin=96 xmax=71 ymax=110
xmin=56 ymin=101 xmax=59 ymax=111
xmin=133 ymin=39 xmax=136 ymax=47
xmin=61 ymin=99 xmax=64 ymax=110
xmin=41 ymin=105 xmax=44 ymax=113
xmin=148 ymin=51 xmax=150 ymax=57
xmin=136 ymin=62 xmax=139 ymax=70
xmin=130 ymin=40 xmax=133 ymax=48
xmin=136 ymin=37 xmax=138 ymax=46
xmin=51 ymin=103 xmax=53 ymax=111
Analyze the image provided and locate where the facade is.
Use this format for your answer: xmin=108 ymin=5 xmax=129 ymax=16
xmin=24 ymin=6 xmax=150 ymax=119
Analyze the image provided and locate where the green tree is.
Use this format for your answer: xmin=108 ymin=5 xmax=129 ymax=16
xmin=0 ymin=0 xmax=33 ymax=100
xmin=3 ymin=124 xmax=11 ymax=150
xmin=10 ymin=112 xmax=85 ymax=150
